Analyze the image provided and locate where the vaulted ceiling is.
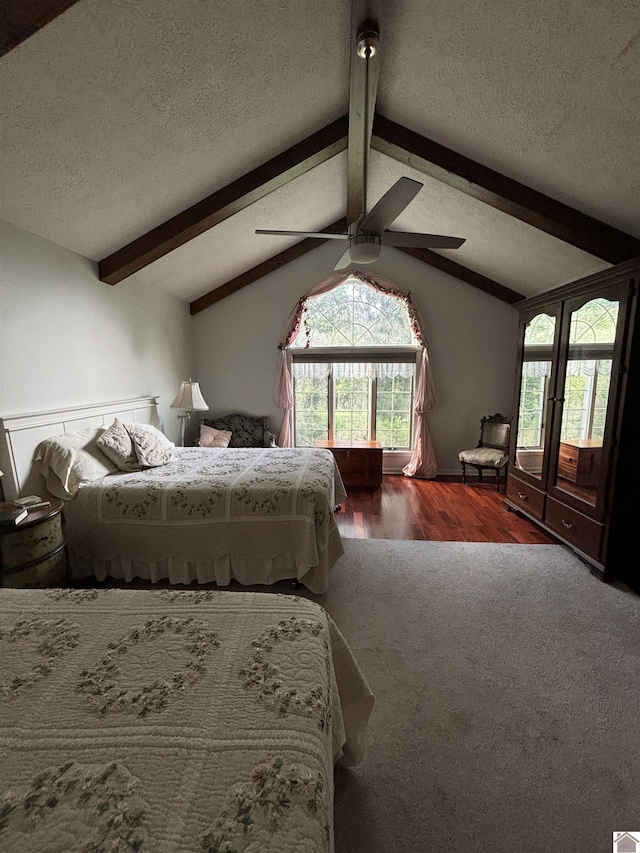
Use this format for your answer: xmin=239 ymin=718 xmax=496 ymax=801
xmin=1 ymin=0 xmax=638 ymax=313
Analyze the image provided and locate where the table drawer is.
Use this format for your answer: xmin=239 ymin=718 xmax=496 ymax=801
xmin=1 ymin=513 xmax=65 ymax=571
xmin=330 ymin=448 xmax=382 ymax=488
xmin=332 ymin=448 xmax=368 ymax=474
xmin=506 ymin=477 xmax=545 ymax=520
xmin=557 ymin=456 xmax=578 ymax=482
xmin=545 ymin=497 xmax=603 ymax=561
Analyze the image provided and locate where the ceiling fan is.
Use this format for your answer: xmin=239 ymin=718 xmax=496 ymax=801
xmin=255 ymin=19 xmax=465 ymax=269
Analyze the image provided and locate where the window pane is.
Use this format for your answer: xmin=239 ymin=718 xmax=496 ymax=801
xmin=334 ymin=368 xmax=370 ymax=442
xmin=291 ymin=279 xmax=418 ymax=348
xmin=293 ymin=370 xmax=328 ymax=446
xmin=375 ymin=366 xmax=413 ymax=449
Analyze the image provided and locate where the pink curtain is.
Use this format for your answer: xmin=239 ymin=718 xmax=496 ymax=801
xmin=402 ymin=348 xmax=437 ymax=478
xmin=274 ymin=270 xmax=437 ymax=478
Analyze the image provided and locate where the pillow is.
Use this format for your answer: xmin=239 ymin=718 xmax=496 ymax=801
xmin=198 ymin=424 xmax=232 ymax=448
xmin=97 ymin=419 xmax=141 ymax=472
xmin=125 ymin=422 xmax=175 ymax=450
xmin=126 ymin=423 xmax=173 ymax=467
xmin=34 ymin=427 xmax=119 ymax=499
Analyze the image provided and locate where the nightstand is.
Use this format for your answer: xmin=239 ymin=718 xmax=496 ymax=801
xmin=0 ymin=499 xmax=68 ymax=588
xmin=314 ymin=439 xmax=383 ymax=489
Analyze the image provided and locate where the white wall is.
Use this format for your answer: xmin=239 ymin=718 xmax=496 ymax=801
xmin=193 ymin=241 xmax=520 ymax=474
xmin=0 ymin=219 xmax=193 ymax=443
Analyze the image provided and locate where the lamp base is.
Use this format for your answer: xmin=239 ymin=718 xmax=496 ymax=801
xmin=177 ymin=412 xmax=191 ymax=447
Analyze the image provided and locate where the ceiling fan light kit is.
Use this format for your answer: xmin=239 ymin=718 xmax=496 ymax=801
xmin=255 ymin=18 xmax=465 ymax=270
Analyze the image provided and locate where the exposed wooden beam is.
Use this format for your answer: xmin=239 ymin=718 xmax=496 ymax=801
xmin=190 ymin=220 xmax=348 ymax=315
xmin=0 ymin=0 xmax=82 ymax=58
xmin=372 ymin=113 xmax=640 ymax=265
xmin=397 ymin=245 xmax=524 ymax=304
xmin=99 ymin=116 xmax=349 ymax=285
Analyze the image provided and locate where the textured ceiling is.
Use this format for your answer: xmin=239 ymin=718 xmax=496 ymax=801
xmin=0 ymin=0 xmax=638 ymax=303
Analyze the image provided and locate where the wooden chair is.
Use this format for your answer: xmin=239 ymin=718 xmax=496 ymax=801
xmin=459 ymin=413 xmax=511 ymax=492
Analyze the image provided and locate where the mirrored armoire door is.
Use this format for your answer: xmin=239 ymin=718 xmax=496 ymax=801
xmin=512 ymin=304 xmax=562 ymax=490
xmin=548 ymin=283 xmax=629 ymax=520
xmin=505 ymin=259 xmax=639 ymax=593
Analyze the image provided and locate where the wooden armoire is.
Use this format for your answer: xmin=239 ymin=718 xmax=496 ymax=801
xmin=504 ymin=258 xmax=639 ymax=593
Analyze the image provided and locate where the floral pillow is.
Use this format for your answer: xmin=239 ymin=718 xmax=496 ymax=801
xmin=97 ymin=419 xmax=141 ymax=472
xmin=198 ymin=424 xmax=232 ymax=448
xmin=124 ymin=422 xmax=175 ymax=450
xmin=126 ymin=423 xmax=173 ymax=467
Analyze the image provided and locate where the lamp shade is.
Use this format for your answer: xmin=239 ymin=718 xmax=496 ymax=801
xmin=170 ymin=380 xmax=209 ymax=412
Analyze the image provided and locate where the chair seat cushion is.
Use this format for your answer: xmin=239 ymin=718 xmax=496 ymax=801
xmin=459 ymin=447 xmax=508 ymax=468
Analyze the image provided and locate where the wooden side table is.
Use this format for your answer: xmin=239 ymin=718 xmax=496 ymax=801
xmin=314 ymin=439 xmax=383 ymax=489
xmin=557 ymin=439 xmax=602 ymax=487
xmin=0 ymin=499 xmax=68 ymax=588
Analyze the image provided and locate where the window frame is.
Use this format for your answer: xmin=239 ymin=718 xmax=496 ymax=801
xmin=291 ymin=347 xmax=420 ymax=448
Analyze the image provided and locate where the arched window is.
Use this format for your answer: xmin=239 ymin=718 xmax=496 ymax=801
xmin=275 ymin=270 xmax=437 ymax=478
xmin=290 ymin=278 xmax=419 ymax=448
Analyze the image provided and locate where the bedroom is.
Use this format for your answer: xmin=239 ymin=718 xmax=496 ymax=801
xmin=1 ymin=1 xmax=639 ymax=851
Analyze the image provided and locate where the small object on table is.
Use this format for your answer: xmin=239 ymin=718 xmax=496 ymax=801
xmin=0 ymin=503 xmax=28 ymax=524
xmin=14 ymin=494 xmax=45 ymax=506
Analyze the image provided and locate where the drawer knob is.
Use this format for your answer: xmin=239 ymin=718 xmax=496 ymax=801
xmin=518 ymin=492 xmax=528 ymax=501
xmin=346 ymin=450 xmax=351 ymax=457
xmin=567 ymin=456 xmax=574 ymax=463
xmin=561 ymin=519 xmax=575 ymax=530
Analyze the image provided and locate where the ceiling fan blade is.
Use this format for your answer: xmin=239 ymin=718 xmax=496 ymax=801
xmin=333 ymin=247 xmax=355 ymax=270
xmin=360 ymin=177 xmax=423 ymax=233
xmin=255 ymin=229 xmax=349 ymax=240
xmin=346 ymin=17 xmax=380 ymax=226
xmin=381 ymin=231 xmax=466 ymax=249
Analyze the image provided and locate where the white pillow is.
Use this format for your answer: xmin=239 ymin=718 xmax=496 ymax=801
xmin=125 ymin=422 xmax=175 ymax=450
xmin=34 ymin=427 xmax=119 ymax=499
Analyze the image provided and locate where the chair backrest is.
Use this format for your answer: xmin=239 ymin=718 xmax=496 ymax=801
xmin=479 ymin=414 xmax=511 ymax=450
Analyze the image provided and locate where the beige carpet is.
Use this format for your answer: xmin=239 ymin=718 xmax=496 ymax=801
xmin=300 ymin=539 xmax=639 ymax=853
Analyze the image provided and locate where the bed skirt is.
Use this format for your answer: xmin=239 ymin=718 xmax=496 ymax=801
xmin=69 ymin=540 xmax=343 ymax=594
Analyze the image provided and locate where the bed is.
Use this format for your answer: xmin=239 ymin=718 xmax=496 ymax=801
xmin=0 ymin=586 xmax=374 ymax=852
xmin=0 ymin=398 xmax=347 ymax=593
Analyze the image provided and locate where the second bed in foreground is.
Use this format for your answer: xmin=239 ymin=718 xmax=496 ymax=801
xmin=0 ymin=587 xmax=374 ymax=852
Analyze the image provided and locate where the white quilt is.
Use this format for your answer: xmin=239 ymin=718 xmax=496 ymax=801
xmin=0 ymin=588 xmax=374 ymax=853
xmin=64 ymin=447 xmax=348 ymax=593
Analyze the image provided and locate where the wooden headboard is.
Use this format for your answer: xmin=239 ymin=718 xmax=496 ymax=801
xmin=0 ymin=396 xmax=159 ymax=501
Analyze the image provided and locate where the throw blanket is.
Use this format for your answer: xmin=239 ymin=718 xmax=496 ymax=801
xmin=0 ymin=588 xmax=374 ymax=853
xmin=64 ymin=447 xmax=348 ymax=592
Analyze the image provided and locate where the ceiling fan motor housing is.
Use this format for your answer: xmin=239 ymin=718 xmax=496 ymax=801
xmin=349 ymin=233 xmax=382 ymax=264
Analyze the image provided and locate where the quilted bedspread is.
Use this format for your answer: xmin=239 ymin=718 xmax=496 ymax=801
xmin=0 ymin=588 xmax=374 ymax=852
xmin=64 ymin=447 xmax=348 ymax=593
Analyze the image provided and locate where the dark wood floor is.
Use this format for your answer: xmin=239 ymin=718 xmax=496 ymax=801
xmin=336 ymin=475 xmax=557 ymax=544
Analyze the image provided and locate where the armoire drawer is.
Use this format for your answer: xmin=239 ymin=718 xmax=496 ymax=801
xmin=506 ymin=478 xmax=545 ymax=520
xmin=545 ymin=497 xmax=603 ymax=561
